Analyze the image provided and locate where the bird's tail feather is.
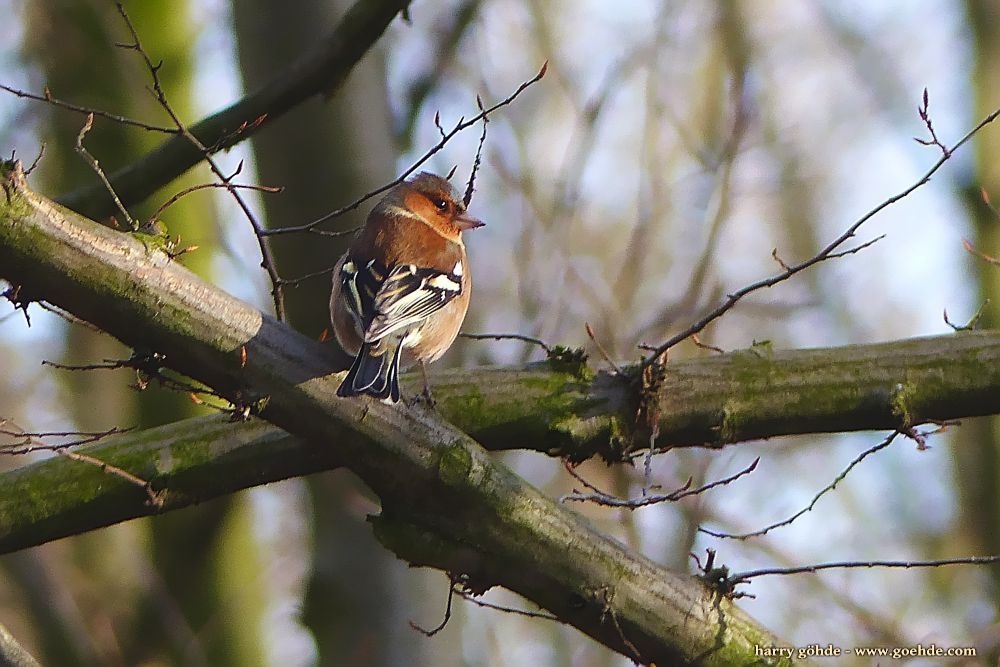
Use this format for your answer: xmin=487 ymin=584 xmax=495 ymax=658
xmin=337 ymin=340 xmax=403 ymax=403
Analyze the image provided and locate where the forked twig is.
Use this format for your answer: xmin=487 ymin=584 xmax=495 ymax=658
xmin=640 ymin=98 xmax=1000 ymax=367
xmin=0 ymin=83 xmax=178 ymax=133
xmin=561 ymin=458 xmax=758 ymax=508
xmin=699 ymin=431 xmax=900 ymax=539
xmin=112 ymin=1 xmax=287 ymax=319
xmin=263 ymin=61 xmax=547 ymax=237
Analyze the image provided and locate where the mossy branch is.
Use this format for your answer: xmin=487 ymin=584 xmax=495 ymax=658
xmin=0 ymin=162 xmax=797 ymax=664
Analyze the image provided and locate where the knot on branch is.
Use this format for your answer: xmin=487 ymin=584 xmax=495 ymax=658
xmin=625 ymin=352 xmax=668 ymax=459
xmin=1 ymin=159 xmax=25 ymax=203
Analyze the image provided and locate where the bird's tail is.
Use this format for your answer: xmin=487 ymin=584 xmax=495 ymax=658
xmin=337 ymin=339 xmax=404 ymax=403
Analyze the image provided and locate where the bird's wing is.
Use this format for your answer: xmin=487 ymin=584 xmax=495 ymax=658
xmin=339 ymin=259 xmax=463 ymax=343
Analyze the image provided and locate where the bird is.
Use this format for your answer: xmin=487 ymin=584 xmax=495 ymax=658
xmin=329 ymin=172 xmax=484 ymax=403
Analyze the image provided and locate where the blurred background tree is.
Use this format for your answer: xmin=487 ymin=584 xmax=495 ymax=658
xmin=0 ymin=0 xmax=996 ymax=665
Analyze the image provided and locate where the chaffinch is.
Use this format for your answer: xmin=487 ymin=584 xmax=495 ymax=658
xmin=329 ymin=172 xmax=484 ymax=403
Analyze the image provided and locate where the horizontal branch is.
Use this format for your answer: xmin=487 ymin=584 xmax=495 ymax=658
xmin=3 ymin=327 xmax=996 ymax=551
xmin=56 ymin=0 xmax=412 ymax=219
xmin=0 ymin=163 xmax=787 ymax=663
xmin=431 ymin=331 xmax=1000 ymax=458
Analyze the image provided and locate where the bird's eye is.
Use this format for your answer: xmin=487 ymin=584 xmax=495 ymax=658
xmin=431 ymin=197 xmax=449 ymax=212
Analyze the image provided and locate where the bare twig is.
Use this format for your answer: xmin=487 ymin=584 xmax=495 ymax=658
xmin=944 ymin=300 xmax=990 ymax=331
xmin=699 ymin=432 xmax=899 ymax=539
xmin=263 ymin=61 xmax=547 ymax=237
xmin=24 ymin=143 xmax=45 ymax=176
xmin=585 ymin=322 xmax=623 ymax=374
xmin=463 ymin=95 xmax=488 ymax=208
xmin=0 ymin=83 xmax=178 ymax=133
xmin=691 ymin=334 xmax=724 ymax=354
xmin=733 ymin=555 xmax=1000 ymax=582
xmin=36 ymin=300 xmax=106 ymax=333
xmin=640 ymin=101 xmax=1000 ymax=367
xmin=149 ymin=160 xmax=285 ymax=220
xmin=825 ymin=234 xmax=885 ymax=259
xmin=594 ymin=586 xmax=643 ymax=663
xmin=459 ymin=331 xmax=553 ymax=354
xmin=409 ymin=575 xmax=456 ymax=636
xmin=0 ymin=420 xmax=160 ymax=505
xmin=963 ymin=238 xmax=1000 ymax=266
xmin=770 ymin=248 xmax=791 ymax=271
xmin=914 ymin=88 xmax=948 ymax=157
xmin=0 ymin=424 xmax=130 ymax=453
xmin=56 ymin=448 xmax=163 ymax=507
xmin=75 ymin=113 xmax=136 ymax=229
xmin=277 ymin=265 xmax=338 ymax=288
xmin=149 ymin=179 xmax=283 ymax=224
xmin=112 ymin=2 xmax=287 ymax=319
xmin=561 ymin=458 xmax=759 ymax=509
xmin=43 ymin=350 xmax=231 ymax=405
xmin=454 ymin=588 xmax=560 ymax=621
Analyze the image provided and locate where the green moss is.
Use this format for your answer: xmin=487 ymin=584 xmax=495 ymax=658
xmin=608 ymin=413 xmax=626 ymax=445
xmin=439 ymin=370 xmax=603 ymax=453
xmin=890 ymin=380 xmax=916 ymax=427
xmin=727 ymin=347 xmax=777 ymax=386
xmin=437 ymin=442 xmax=473 ymax=488
xmin=546 ymin=346 xmax=593 ymax=381
xmin=719 ymin=399 xmax=752 ymax=442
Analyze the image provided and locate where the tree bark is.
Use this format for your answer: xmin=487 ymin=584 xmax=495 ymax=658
xmin=0 ymin=161 xmax=802 ymax=663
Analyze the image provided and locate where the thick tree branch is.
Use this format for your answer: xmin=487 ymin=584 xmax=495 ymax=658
xmin=0 ymin=163 xmax=790 ymax=664
xmin=0 ymin=622 xmax=40 ymax=667
xmin=56 ymin=0 xmax=412 ymax=219
xmin=434 ymin=332 xmax=1000 ymax=459
xmin=3 ymin=320 xmax=997 ymax=553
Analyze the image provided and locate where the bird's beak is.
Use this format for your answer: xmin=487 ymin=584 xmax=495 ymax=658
xmin=454 ymin=211 xmax=485 ymax=231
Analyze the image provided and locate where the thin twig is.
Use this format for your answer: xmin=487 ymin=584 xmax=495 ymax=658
xmin=0 ymin=83 xmax=178 ymax=133
xmin=944 ymin=300 xmax=990 ymax=331
xmin=0 ymin=421 xmax=159 ymax=505
xmin=733 ymin=555 xmax=1000 ymax=582
xmin=825 ymin=234 xmax=886 ymax=259
xmin=113 ymin=2 xmax=287 ymax=319
xmin=149 ymin=180 xmax=282 ymax=223
xmin=585 ymin=322 xmax=623 ymax=374
xmin=263 ymin=61 xmax=548 ymax=237
xmin=75 ymin=113 xmax=136 ymax=229
xmin=24 ymin=143 xmax=45 ymax=176
xmin=410 ymin=575 xmax=456 ymax=636
xmin=36 ymin=301 xmax=106 ymax=333
xmin=593 ymin=586 xmax=643 ymax=663
xmin=454 ymin=588 xmax=560 ymax=621
xmin=463 ymin=95 xmax=488 ymax=208
xmin=0 ymin=425 xmax=130 ymax=452
xmin=459 ymin=331 xmax=553 ymax=354
xmin=561 ymin=458 xmax=758 ymax=509
xmin=277 ymin=265 xmax=338 ymax=288
xmin=55 ymin=448 xmax=163 ymax=507
xmin=690 ymin=334 xmax=724 ymax=354
xmin=640 ymin=101 xmax=1000 ymax=367
xmin=699 ymin=432 xmax=899 ymax=539
xmin=43 ymin=351 xmax=232 ymax=405
xmin=963 ymin=238 xmax=1000 ymax=266
xmin=914 ymin=88 xmax=949 ymax=157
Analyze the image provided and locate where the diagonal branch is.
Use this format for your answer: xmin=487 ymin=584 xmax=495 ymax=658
xmin=56 ymin=0 xmax=413 ymax=219
xmin=0 ymin=161 xmax=787 ymax=667
xmin=1 ymin=325 xmax=998 ymax=551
